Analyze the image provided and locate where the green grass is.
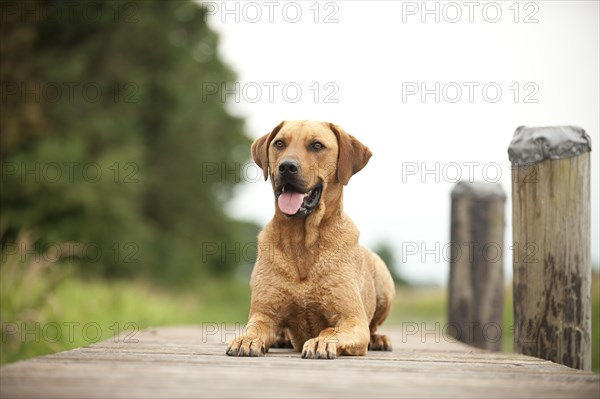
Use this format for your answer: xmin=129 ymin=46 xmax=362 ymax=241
xmin=388 ymin=286 xmax=446 ymax=324
xmin=0 ymin=232 xmax=252 ymax=364
xmin=1 ymin=276 xmax=251 ymax=364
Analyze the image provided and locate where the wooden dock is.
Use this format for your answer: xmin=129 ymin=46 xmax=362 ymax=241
xmin=1 ymin=325 xmax=598 ymax=398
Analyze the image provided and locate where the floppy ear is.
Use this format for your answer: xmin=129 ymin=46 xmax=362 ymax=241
xmin=251 ymin=121 xmax=285 ymax=181
xmin=329 ymin=123 xmax=372 ymax=185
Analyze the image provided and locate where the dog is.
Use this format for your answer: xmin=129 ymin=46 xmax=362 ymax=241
xmin=226 ymin=120 xmax=395 ymax=359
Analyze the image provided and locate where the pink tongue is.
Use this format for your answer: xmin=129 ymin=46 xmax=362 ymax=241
xmin=278 ymin=191 xmax=304 ymax=215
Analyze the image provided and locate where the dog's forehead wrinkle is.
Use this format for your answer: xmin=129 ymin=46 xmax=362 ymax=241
xmin=279 ymin=122 xmax=338 ymax=147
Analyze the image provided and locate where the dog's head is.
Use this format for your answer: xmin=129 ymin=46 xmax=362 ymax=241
xmin=251 ymin=120 xmax=372 ymax=217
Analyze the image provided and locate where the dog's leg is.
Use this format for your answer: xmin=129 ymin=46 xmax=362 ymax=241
xmin=368 ymin=252 xmax=395 ymax=352
xmin=368 ymin=334 xmax=392 ymax=351
xmin=271 ymin=328 xmax=293 ymax=348
xmin=226 ymin=313 xmax=278 ymax=357
xmin=368 ymin=299 xmax=393 ymax=351
xmin=301 ymin=318 xmax=370 ymax=359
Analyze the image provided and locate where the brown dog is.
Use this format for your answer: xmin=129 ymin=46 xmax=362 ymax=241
xmin=226 ymin=120 xmax=395 ymax=359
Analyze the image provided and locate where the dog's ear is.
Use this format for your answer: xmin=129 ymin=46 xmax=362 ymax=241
xmin=329 ymin=123 xmax=372 ymax=186
xmin=252 ymin=121 xmax=285 ymax=181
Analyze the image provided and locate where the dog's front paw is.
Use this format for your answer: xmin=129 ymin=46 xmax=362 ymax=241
xmin=301 ymin=337 xmax=336 ymax=359
xmin=226 ymin=336 xmax=266 ymax=357
xmin=369 ymin=334 xmax=392 ymax=351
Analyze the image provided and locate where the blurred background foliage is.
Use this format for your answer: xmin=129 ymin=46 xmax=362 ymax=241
xmin=1 ymin=0 xmax=258 ymax=283
xmin=0 ymin=0 xmax=597 ymax=372
xmin=1 ymin=0 xmax=262 ymax=363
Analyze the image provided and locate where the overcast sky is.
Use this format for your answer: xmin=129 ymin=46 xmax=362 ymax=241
xmin=203 ymin=1 xmax=599 ymax=285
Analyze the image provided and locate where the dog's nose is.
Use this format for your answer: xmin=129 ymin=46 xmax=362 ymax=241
xmin=278 ymin=160 xmax=299 ymax=175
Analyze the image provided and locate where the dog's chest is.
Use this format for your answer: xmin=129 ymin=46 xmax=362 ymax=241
xmin=281 ymin=283 xmax=340 ymax=335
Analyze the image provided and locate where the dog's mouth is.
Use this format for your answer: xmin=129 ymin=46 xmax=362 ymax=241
xmin=275 ymin=183 xmax=323 ymax=217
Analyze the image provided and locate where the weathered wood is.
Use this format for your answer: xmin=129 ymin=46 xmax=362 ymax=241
xmin=1 ymin=326 xmax=598 ymax=399
xmin=509 ymin=125 xmax=592 ymax=370
xmin=448 ymin=181 xmax=506 ymax=351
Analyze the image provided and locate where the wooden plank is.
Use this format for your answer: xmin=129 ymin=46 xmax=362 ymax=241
xmin=1 ymin=326 xmax=598 ymax=399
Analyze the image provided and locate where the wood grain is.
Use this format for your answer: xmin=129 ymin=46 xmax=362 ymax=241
xmin=512 ymin=153 xmax=592 ymax=370
xmin=1 ymin=325 xmax=598 ymax=398
xmin=449 ymin=182 xmax=506 ymax=351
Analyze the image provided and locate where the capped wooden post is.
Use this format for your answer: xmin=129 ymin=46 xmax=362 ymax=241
xmin=509 ymin=126 xmax=591 ymax=370
xmin=448 ymin=181 xmax=506 ymax=351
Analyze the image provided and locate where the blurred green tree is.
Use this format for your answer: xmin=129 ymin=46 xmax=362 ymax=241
xmin=373 ymin=242 xmax=409 ymax=286
xmin=0 ymin=0 xmax=258 ymax=285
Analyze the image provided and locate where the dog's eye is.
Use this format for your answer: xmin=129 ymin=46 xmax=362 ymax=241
xmin=273 ymin=140 xmax=285 ymax=149
xmin=312 ymin=142 xmax=324 ymax=151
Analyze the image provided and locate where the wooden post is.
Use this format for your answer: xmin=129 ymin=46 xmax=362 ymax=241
xmin=509 ymin=125 xmax=591 ymax=370
xmin=448 ymin=181 xmax=506 ymax=351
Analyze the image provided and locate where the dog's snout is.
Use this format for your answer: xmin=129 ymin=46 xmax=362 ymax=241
xmin=278 ymin=160 xmax=299 ymax=176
